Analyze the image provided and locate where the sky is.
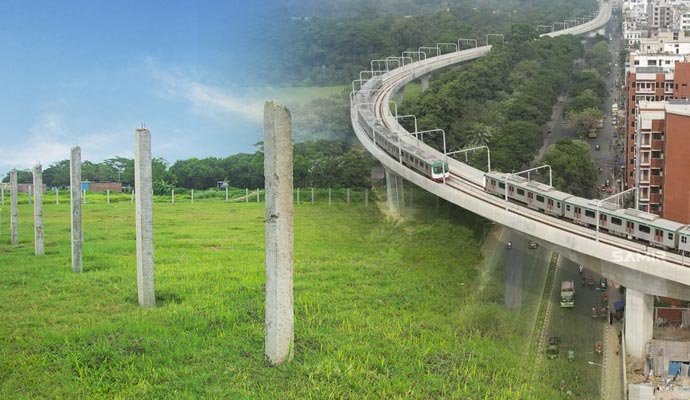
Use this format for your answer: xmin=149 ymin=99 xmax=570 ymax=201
xmin=0 ymin=1 xmax=284 ymax=177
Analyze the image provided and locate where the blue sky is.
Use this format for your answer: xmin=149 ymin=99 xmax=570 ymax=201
xmin=0 ymin=1 xmax=282 ymax=177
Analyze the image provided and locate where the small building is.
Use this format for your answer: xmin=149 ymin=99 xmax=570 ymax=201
xmin=81 ymin=181 xmax=123 ymax=193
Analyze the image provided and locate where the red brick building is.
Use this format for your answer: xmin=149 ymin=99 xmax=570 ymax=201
xmin=633 ymin=101 xmax=690 ymax=223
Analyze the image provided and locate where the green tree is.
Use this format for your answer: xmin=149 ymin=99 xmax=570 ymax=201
xmin=540 ymin=138 xmax=597 ymax=197
xmin=565 ymin=107 xmax=602 ymax=137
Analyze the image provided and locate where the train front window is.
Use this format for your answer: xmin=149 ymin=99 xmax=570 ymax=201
xmin=432 ymin=163 xmax=448 ymax=174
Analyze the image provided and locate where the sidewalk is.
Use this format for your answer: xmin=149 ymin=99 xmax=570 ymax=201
xmin=603 ymin=321 xmax=624 ymax=399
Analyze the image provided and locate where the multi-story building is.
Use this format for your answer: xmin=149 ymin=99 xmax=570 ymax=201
xmin=631 ymin=100 xmax=690 ymax=222
xmin=647 ymin=0 xmax=674 ymax=29
xmin=624 ymin=60 xmax=690 ymax=216
xmin=637 ymin=29 xmax=690 ymax=53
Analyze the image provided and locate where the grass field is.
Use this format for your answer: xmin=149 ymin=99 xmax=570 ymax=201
xmin=1 ymin=190 xmax=566 ymax=399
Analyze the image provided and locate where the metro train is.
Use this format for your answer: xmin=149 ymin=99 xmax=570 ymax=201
xmin=354 ymin=95 xmax=690 ymax=255
xmin=484 ymin=171 xmax=690 ymax=254
xmin=356 ymin=105 xmax=450 ymax=182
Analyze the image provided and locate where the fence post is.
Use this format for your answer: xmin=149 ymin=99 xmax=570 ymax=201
xmin=297 ymin=188 xmax=300 ymax=204
xmin=131 ymin=190 xmax=135 ymax=204
xmin=82 ymin=189 xmax=86 ymax=205
xmin=107 ymin=189 xmax=110 ymax=204
xmin=257 ymin=188 xmax=260 ymax=203
xmin=328 ymin=188 xmax=331 ymax=207
xmin=191 ymin=189 xmax=194 ymax=203
xmin=28 ymin=185 xmax=32 ymax=205
xmin=55 ymin=188 xmax=59 ymax=205
xmin=225 ymin=186 xmax=229 ymax=202
xmin=311 ymin=188 xmax=314 ymax=205
xmin=347 ymin=189 xmax=350 ymax=206
xmin=172 ymin=188 xmax=175 ymax=204
xmin=365 ymin=189 xmax=368 ymax=207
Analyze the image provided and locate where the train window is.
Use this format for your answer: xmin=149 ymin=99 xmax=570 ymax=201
xmin=668 ymin=232 xmax=674 ymax=240
xmin=557 ymin=202 xmax=561 ymax=208
xmin=517 ymin=189 xmax=525 ymax=196
xmin=566 ymin=205 xmax=571 ymax=211
xmin=683 ymin=236 xmax=688 ymax=244
xmin=638 ymin=225 xmax=651 ymax=234
xmin=536 ymin=195 xmax=544 ymax=202
xmin=611 ymin=217 xmax=622 ymax=225
xmin=585 ymin=210 xmax=595 ymax=218
xmin=498 ymin=182 xmax=505 ymax=189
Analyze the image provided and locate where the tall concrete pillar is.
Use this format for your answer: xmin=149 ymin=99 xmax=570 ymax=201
xmin=135 ymin=128 xmax=155 ymax=307
xmin=625 ymin=289 xmax=654 ymax=359
xmin=421 ymin=76 xmax=430 ymax=92
xmin=385 ymin=168 xmax=402 ymax=216
xmin=10 ymin=170 xmax=18 ymax=245
xmin=263 ymin=101 xmax=294 ymax=365
xmin=70 ymin=147 xmax=83 ymax=272
xmin=33 ymin=164 xmax=44 ymax=255
xmin=106 ymin=189 xmax=110 ymax=204
xmin=55 ymin=188 xmax=59 ymax=205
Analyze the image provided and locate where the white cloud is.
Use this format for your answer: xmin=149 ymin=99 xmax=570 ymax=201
xmin=149 ymin=61 xmax=263 ymax=122
xmin=0 ymin=113 xmax=132 ymax=172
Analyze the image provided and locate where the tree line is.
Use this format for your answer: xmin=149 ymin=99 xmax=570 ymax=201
xmin=2 ymin=140 xmax=373 ymax=194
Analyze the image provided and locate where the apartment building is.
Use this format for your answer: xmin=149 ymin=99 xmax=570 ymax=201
xmin=631 ymin=100 xmax=690 ymax=223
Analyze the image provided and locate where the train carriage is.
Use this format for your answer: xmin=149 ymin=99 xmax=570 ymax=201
xmin=522 ymin=181 xmax=572 ymax=217
xmin=563 ymin=197 xmax=620 ymax=230
xmin=678 ymin=226 xmax=690 ymax=255
xmin=617 ymin=209 xmax=685 ymax=249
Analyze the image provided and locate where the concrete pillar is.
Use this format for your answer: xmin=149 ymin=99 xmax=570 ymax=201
xmin=263 ymin=101 xmax=294 ymax=365
xmin=311 ymin=188 xmax=314 ymax=205
xmin=172 ymin=188 xmax=175 ymax=204
xmin=385 ymin=168 xmax=402 ymax=216
xmin=245 ymin=188 xmax=249 ymax=203
xmin=10 ymin=170 xmax=18 ymax=245
xmin=28 ymin=185 xmax=32 ymax=205
xmin=55 ymin=188 xmax=59 ymax=205
xmin=135 ymin=128 xmax=155 ymax=307
xmin=70 ymin=147 xmax=83 ymax=272
xmin=225 ymin=186 xmax=228 ymax=202
xmin=421 ymin=76 xmax=430 ymax=92
xmin=191 ymin=189 xmax=194 ymax=203
xmin=33 ymin=164 xmax=44 ymax=256
xmin=347 ymin=189 xmax=350 ymax=206
xmin=625 ymin=289 xmax=654 ymax=359
xmin=107 ymin=189 xmax=110 ymax=204
xmin=328 ymin=188 xmax=331 ymax=207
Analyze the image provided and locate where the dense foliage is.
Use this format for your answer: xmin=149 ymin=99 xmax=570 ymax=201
xmin=2 ymin=140 xmax=373 ymax=193
xmin=541 ymin=138 xmax=598 ymax=198
xmin=400 ymin=32 xmax=584 ymax=172
xmin=250 ymin=0 xmax=597 ymax=85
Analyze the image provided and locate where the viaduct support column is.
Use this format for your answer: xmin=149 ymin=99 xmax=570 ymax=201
xmin=625 ymin=289 xmax=654 ymax=359
xmin=421 ymin=76 xmax=430 ymax=92
xmin=33 ymin=164 xmax=44 ymax=255
xmin=135 ymin=128 xmax=155 ymax=307
xmin=263 ymin=101 xmax=294 ymax=365
xmin=10 ymin=170 xmax=18 ymax=245
xmin=385 ymin=168 xmax=404 ymax=216
xmin=70 ymin=147 xmax=83 ymax=272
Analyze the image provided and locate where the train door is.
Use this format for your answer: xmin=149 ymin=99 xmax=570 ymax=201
xmin=508 ymin=185 xmax=514 ymax=198
xmin=599 ymin=214 xmax=607 ymax=227
xmin=574 ymin=207 xmax=581 ymax=221
xmin=626 ymin=221 xmax=634 ymax=236
xmin=527 ymin=192 xmax=533 ymax=205
xmin=654 ymin=228 xmax=663 ymax=243
xmin=546 ymin=198 xmax=554 ymax=212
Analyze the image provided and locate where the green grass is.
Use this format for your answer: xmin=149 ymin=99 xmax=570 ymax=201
xmin=0 ymin=193 xmax=565 ymax=399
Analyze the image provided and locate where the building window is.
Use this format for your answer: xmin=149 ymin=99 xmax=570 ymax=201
xmin=652 ymin=169 xmax=662 ymax=176
xmin=652 ymin=151 xmax=661 ymax=158
xmin=653 ymin=133 xmax=662 ymax=140
xmin=651 ymin=186 xmax=660 ymax=194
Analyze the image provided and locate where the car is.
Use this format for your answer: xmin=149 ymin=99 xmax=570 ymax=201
xmin=547 ymin=336 xmax=560 ymax=359
xmin=528 ymin=241 xmax=538 ymax=249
